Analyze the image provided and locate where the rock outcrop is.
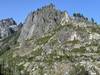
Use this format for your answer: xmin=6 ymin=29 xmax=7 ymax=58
xmin=18 ymin=4 xmax=70 ymax=43
xmin=0 ymin=18 xmax=17 ymax=39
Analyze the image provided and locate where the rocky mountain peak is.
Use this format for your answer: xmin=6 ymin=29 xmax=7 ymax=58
xmin=18 ymin=4 xmax=70 ymax=43
xmin=0 ymin=18 xmax=17 ymax=26
xmin=0 ymin=18 xmax=18 ymax=39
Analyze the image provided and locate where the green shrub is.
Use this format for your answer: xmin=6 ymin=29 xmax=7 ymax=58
xmin=69 ymin=64 xmax=89 ymax=75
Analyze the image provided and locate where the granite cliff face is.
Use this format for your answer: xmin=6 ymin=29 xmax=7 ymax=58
xmin=18 ymin=4 xmax=69 ymax=43
xmin=0 ymin=4 xmax=100 ymax=75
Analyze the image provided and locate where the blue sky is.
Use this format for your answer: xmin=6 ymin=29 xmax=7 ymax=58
xmin=0 ymin=0 xmax=100 ymax=24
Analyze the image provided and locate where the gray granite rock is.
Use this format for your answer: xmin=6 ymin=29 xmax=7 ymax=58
xmin=18 ymin=4 xmax=70 ymax=43
xmin=0 ymin=18 xmax=17 ymax=39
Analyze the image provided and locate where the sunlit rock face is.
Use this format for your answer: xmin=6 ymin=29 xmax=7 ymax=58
xmin=18 ymin=4 xmax=70 ymax=44
xmin=60 ymin=12 xmax=70 ymax=26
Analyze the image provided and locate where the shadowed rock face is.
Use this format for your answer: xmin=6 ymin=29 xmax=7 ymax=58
xmin=18 ymin=4 xmax=69 ymax=43
xmin=0 ymin=18 xmax=17 ymax=39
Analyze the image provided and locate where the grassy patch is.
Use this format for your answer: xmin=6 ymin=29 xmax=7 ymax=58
xmin=63 ymin=40 xmax=80 ymax=45
xmin=71 ymin=47 xmax=86 ymax=53
xmin=35 ymin=35 xmax=52 ymax=45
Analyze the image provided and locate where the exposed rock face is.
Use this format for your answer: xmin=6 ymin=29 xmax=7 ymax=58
xmin=18 ymin=4 xmax=70 ymax=43
xmin=0 ymin=18 xmax=17 ymax=39
xmin=60 ymin=12 xmax=70 ymax=25
xmin=0 ymin=18 xmax=16 ymax=26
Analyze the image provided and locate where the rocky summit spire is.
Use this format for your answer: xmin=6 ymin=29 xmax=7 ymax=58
xmin=0 ymin=18 xmax=17 ymax=26
xmin=0 ymin=18 xmax=17 ymax=39
xmin=18 ymin=4 xmax=70 ymax=43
